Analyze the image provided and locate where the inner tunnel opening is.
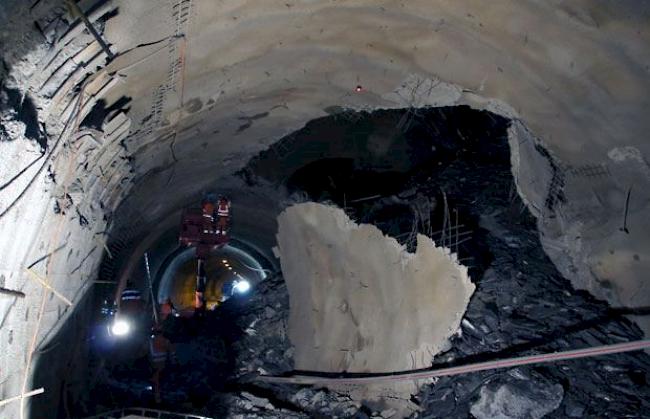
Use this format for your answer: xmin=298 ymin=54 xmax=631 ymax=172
xmin=156 ymin=244 xmax=268 ymax=312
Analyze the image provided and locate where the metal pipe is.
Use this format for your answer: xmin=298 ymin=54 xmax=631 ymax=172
xmin=0 ymin=388 xmax=44 ymax=407
xmin=65 ymin=0 xmax=114 ymax=60
xmin=144 ymin=252 xmax=158 ymax=325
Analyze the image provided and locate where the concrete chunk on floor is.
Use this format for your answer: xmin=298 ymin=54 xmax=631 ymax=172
xmin=276 ymin=202 xmax=475 ymax=374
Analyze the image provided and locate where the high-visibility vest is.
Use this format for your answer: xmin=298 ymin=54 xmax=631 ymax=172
xmin=120 ymin=289 xmax=141 ymax=301
xmin=161 ymin=302 xmax=174 ymax=315
xmin=120 ymin=289 xmax=144 ymax=315
xmin=202 ymin=203 xmax=215 ymax=219
xmin=217 ymin=202 xmax=230 ymax=217
xmin=150 ymin=335 xmax=170 ymax=365
xmin=195 ymin=291 xmax=205 ymax=308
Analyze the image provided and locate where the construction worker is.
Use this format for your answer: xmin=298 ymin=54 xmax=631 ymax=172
xmin=195 ymin=259 xmax=207 ymax=314
xmin=159 ymin=298 xmax=176 ymax=322
xmin=114 ymin=286 xmax=145 ymax=334
xmin=216 ymin=196 xmax=230 ymax=235
xmin=149 ymin=326 xmax=174 ymax=403
xmin=201 ymin=199 xmax=215 ymax=234
xmin=120 ymin=287 xmax=144 ymax=314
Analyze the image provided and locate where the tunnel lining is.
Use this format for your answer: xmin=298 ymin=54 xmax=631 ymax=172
xmin=155 ymin=242 xmax=268 ymax=310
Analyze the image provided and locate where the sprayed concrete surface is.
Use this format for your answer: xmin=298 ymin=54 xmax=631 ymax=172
xmin=276 ymin=203 xmax=475 ymax=404
xmin=509 ymin=122 xmax=650 ymax=337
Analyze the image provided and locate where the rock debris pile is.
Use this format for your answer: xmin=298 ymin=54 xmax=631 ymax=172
xmin=226 ymin=108 xmax=650 ymax=418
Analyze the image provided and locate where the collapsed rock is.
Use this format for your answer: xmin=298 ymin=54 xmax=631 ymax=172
xmin=470 ymin=378 xmax=564 ymax=419
xmin=229 ymin=274 xmax=294 ymax=377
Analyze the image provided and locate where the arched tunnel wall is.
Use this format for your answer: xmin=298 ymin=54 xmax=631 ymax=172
xmin=1 ymin=1 xmax=649 ymax=417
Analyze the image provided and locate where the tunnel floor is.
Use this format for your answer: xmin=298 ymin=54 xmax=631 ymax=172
xmin=85 ymin=306 xmax=245 ymax=415
xmin=56 ymin=106 xmax=650 ymax=418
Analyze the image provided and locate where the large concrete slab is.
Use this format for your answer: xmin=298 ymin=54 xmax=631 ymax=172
xmin=276 ymin=203 xmax=475 ymax=374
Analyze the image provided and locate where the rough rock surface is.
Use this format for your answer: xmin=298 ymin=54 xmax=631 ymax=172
xmin=224 ymin=391 xmax=308 ymax=419
xmin=225 ymin=274 xmax=368 ymax=418
xmin=401 ymin=114 xmax=650 ymax=418
xmin=229 ymin=274 xmax=294 ymax=377
xmin=509 ymin=121 xmax=650 ymax=339
xmin=470 ymin=377 xmax=564 ymax=419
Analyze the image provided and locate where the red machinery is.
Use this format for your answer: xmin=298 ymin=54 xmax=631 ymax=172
xmin=179 ymin=197 xmax=231 ymax=310
xmin=179 ymin=207 xmax=229 ymax=258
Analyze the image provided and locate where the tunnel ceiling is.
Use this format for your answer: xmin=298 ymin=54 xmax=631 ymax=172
xmin=1 ymin=0 xmax=650 ymax=417
xmin=3 ymin=0 xmax=650 ymax=230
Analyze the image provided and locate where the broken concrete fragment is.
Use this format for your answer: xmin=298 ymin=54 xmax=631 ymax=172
xmin=241 ymin=391 xmax=274 ymax=410
xmin=277 ymin=202 xmax=475 ymax=374
xmin=470 ymin=380 xmax=564 ymax=419
xmin=276 ymin=202 xmax=475 ymax=412
xmin=380 ymin=407 xmax=397 ymax=418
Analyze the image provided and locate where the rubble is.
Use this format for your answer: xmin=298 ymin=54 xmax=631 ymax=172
xmin=225 ymin=107 xmax=650 ymax=418
xmin=226 ymin=392 xmax=307 ymax=419
xmin=220 ymin=271 xmax=370 ymax=418
xmin=274 ymin=201 xmax=475 ymax=413
xmin=227 ymin=274 xmax=294 ymax=377
xmin=276 ymin=202 xmax=475 ymax=374
xmin=470 ymin=378 xmax=564 ymax=419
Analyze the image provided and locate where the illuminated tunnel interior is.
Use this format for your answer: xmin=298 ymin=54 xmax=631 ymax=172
xmin=156 ymin=243 xmax=268 ymax=311
xmin=1 ymin=2 xmax=650 ymax=419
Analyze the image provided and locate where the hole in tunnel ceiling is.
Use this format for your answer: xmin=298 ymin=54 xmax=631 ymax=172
xmin=240 ymin=105 xmax=509 ymax=186
xmin=286 ymin=157 xmax=408 ymax=201
xmin=101 ymin=105 xmax=511 ymax=289
xmin=240 ymin=105 xmax=510 ymax=279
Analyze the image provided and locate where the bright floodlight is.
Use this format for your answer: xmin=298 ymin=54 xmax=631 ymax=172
xmin=233 ymin=279 xmax=251 ymax=293
xmin=111 ymin=319 xmax=130 ymax=336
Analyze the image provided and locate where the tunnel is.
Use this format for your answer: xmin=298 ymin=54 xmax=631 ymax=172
xmin=1 ymin=1 xmax=650 ymax=418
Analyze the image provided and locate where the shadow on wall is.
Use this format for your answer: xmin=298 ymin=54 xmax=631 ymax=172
xmin=80 ymin=97 xmax=133 ymax=131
